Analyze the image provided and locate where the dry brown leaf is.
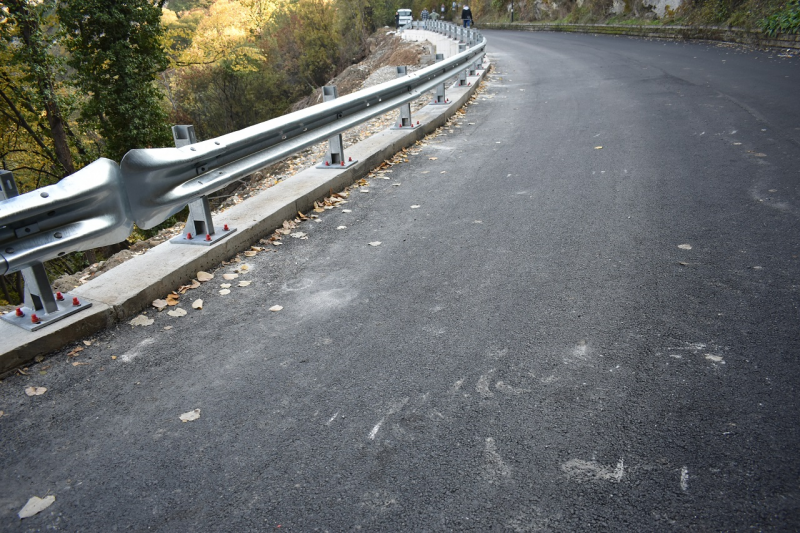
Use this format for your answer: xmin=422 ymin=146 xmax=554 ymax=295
xmin=67 ymin=346 xmax=83 ymax=357
xmin=197 ymin=271 xmax=214 ymax=282
xmin=238 ymin=281 xmax=251 ymax=287
xmin=180 ymin=408 xmax=201 ymax=422
xmin=251 ymin=246 xmax=264 ymax=252
xmin=18 ymin=496 xmax=55 ymax=519
xmin=244 ymin=251 xmax=258 ymax=257
xmin=24 ymin=386 xmax=47 ymax=396
xmin=72 ymin=362 xmax=89 ymax=366
xmin=429 ymin=157 xmax=438 ymax=160
xmin=219 ymin=289 xmax=231 ymax=296
xmin=269 ymin=305 xmax=283 ymax=312
xmin=83 ymin=340 xmax=93 ymax=346
xmin=192 ymin=299 xmax=203 ymax=310
xmin=130 ymin=315 xmax=154 ymax=327
xmin=167 ymin=308 xmax=187 ymax=317
xmin=166 ymin=293 xmax=180 ymax=306
xmin=152 ymin=299 xmax=168 ymax=311
xmin=223 ymin=273 xmax=238 ymax=280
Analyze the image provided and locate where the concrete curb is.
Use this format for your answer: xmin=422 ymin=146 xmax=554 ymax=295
xmin=482 ymin=22 xmax=800 ymax=50
xmin=0 ymin=62 xmax=489 ymax=375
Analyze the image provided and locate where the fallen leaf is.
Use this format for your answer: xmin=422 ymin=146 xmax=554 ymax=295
xmin=342 ymin=209 xmax=352 ymax=213
xmin=220 ymin=283 xmax=231 ymax=289
xmin=236 ymin=265 xmax=250 ymax=273
xmin=223 ymin=273 xmax=239 ymax=280
xmin=163 ymin=326 xmax=173 ymax=330
xmin=18 ymin=495 xmax=55 ymax=519
xmin=24 ymin=387 xmax=47 ymax=396
xmin=269 ymin=305 xmax=283 ymax=312
xmin=152 ymin=299 xmax=168 ymax=311
xmin=72 ymin=362 xmax=88 ymax=366
xmin=219 ymin=289 xmax=231 ymax=296
xmin=83 ymin=340 xmax=93 ymax=346
xmin=111 ymin=356 xmax=117 ymax=360
xmin=179 ymin=408 xmax=201 ymax=422
xmin=197 ymin=271 xmax=214 ymax=282
xmin=67 ymin=346 xmax=83 ymax=357
xmin=130 ymin=315 xmax=154 ymax=327
xmin=369 ymin=241 xmax=382 ymax=247
xmin=595 ymin=146 xmax=603 ymax=150
xmin=167 ymin=308 xmax=187 ymax=317
xmin=251 ymin=246 xmax=264 ymax=252
xmin=429 ymin=157 xmax=438 ymax=160
xmin=337 ymin=226 xmax=347 ymax=230
xmin=678 ymin=244 xmax=692 ymax=250
xmin=421 ymin=171 xmax=430 ymax=174
xmin=359 ymin=189 xmax=370 ymax=193
xmin=440 ymin=171 xmax=446 ymax=174
xmin=679 ymin=262 xmax=689 ymax=266
xmin=272 ymin=241 xmax=283 ymax=246
xmin=238 ymin=281 xmax=251 ymax=287
xmin=178 ymin=280 xmax=201 ymax=294
xmin=244 ymin=251 xmax=258 ymax=257
xmin=410 ymin=205 xmax=421 ymax=209
xmin=166 ymin=293 xmax=180 ymax=306
xmin=290 ymin=232 xmax=308 ymax=239
xmin=192 ymin=299 xmax=203 ymax=310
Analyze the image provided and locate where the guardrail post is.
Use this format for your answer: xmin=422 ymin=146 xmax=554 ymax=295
xmin=391 ymin=67 xmax=418 ymax=129
xmin=431 ymin=54 xmax=449 ymax=105
xmin=317 ymin=86 xmax=357 ymax=169
xmin=0 ymin=170 xmax=93 ymax=331
xmin=170 ymin=125 xmax=237 ymax=246
xmin=455 ymin=44 xmax=468 ymax=86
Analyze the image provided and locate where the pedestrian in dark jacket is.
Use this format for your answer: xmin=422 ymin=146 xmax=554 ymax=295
xmin=421 ymin=8 xmax=429 ymax=28
xmin=395 ymin=10 xmax=400 ymax=29
xmin=461 ymin=5 xmax=472 ymax=27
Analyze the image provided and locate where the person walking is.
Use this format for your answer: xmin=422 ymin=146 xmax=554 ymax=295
xmin=461 ymin=4 xmax=472 ymax=27
xmin=421 ymin=7 xmax=429 ymax=29
xmin=395 ymin=10 xmax=400 ymax=29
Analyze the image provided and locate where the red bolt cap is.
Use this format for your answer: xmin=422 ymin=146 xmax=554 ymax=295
xmin=31 ymin=314 xmax=40 ymax=324
xmin=417 ymin=121 xmax=420 ymax=125
xmin=186 ymin=232 xmax=193 ymax=240
xmin=224 ymin=224 xmax=230 ymax=231
xmin=15 ymin=308 xmax=24 ymax=317
xmin=205 ymin=234 xmax=212 ymax=241
xmin=56 ymin=292 xmax=64 ymax=301
xmin=349 ymin=157 xmax=352 ymax=162
xmin=325 ymin=161 xmax=330 ymax=166
xmin=341 ymin=161 xmax=345 ymax=166
xmin=72 ymin=297 xmax=81 ymax=306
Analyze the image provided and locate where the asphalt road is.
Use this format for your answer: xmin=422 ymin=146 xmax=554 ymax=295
xmin=2 ymin=31 xmax=800 ymax=531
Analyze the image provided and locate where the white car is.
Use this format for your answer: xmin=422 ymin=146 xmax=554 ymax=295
xmin=397 ymin=8 xmax=413 ymax=26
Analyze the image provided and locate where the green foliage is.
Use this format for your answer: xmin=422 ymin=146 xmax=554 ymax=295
xmin=760 ymin=0 xmax=800 ymax=36
xmin=58 ymin=0 xmax=173 ymax=161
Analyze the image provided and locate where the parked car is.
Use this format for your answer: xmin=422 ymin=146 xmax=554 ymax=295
xmin=397 ymin=8 xmax=413 ymax=26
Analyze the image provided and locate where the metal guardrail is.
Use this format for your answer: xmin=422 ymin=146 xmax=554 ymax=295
xmin=0 ymin=23 xmax=486 ymax=329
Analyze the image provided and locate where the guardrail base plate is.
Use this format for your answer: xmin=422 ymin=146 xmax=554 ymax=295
xmin=1 ymin=295 xmax=93 ymax=332
xmin=170 ymin=227 xmax=237 ymax=246
xmin=316 ymin=159 xmax=358 ymax=170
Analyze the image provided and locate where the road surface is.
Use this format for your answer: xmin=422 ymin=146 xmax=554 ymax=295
xmin=1 ymin=30 xmax=799 ymax=531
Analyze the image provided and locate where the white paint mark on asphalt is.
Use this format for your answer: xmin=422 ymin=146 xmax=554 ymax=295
xmin=562 ymin=457 xmax=624 ymax=483
xmin=387 ymin=397 xmax=409 ymax=415
xmin=495 ymin=381 xmax=530 ymax=394
xmin=368 ymin=418 xmax=384 ymax=440
xmin=705 ymin=354 xmax=725 ymax=363
xmin=680 ymin=466 xmax=689 ymax=492
xmin=669 ymin=354 xmax=683 ymax=359
xmin=452 ymin=378 xmax=465 ymax=391
xmin=484 ymin=437 xmax=511 ymax=483
xmin=119 ymin=338 xmax=156 ymax=362
xmin=476 ymin=371 xmax=495 ymax=398
xmin=326 ymin=412 xmax=339 ymax=425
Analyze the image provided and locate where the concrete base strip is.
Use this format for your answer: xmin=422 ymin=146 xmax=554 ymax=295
xmin=0 ymin=59 xmax=489 ymax=374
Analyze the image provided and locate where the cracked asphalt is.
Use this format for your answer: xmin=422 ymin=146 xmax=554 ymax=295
xmin=1 ymin=30 xmax=799 ymax=531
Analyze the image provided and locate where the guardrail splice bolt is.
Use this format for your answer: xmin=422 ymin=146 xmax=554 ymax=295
xmin=349 ymin=157 xmax=352 ymax=162
xmin=340 ymin=161 xmax=345 ymax=166
xmin=187 ymin=233 xmax=193 ymax=240
xmin=224 ymin=224 xmax=230 ymax=231
xmin=325 ymin=161 xmax=330 ymax=166
xmin=72 ymin=297 xmax=81 ymax=306
xmin=31 ymin=314 xmax=40 ymax=324
xmin=15 ymin=308 xmax=24 ymax=317
xmin=417 ymin=121 xmax=420 ymax=125
xmin=205 ymin=234 xmax=211 ymax=241
xmin=56 ymin=292 xmax=64 ymax=301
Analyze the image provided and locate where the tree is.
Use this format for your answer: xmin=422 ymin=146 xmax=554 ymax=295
xmin=1 ymin=0 xmax=80 ymax=185
xmin=58 ymin=0 xmax=173 ymax=161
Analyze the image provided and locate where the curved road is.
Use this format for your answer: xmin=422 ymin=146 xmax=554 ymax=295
xmin=1 ymin=31 xmax=799 ymax=531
